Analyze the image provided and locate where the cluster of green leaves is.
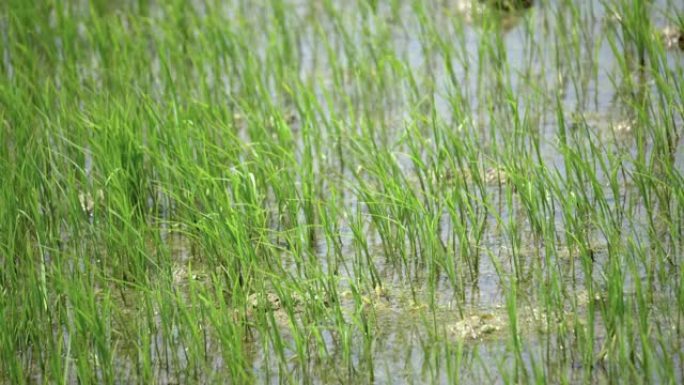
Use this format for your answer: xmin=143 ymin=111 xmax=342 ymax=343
xmin=0 ymin=0 xmax=682 ymax=383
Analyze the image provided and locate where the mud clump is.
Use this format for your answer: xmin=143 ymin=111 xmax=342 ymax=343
xmin=661 ymin=26 xmax=684 ymax=51
xmin=448 ymin=313 xmax=505 ymax=340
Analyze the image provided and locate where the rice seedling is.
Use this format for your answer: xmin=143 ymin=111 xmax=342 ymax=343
xmin=1 ymin=0 xmax=682 ymax=383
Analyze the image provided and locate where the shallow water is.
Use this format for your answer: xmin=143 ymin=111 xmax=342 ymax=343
xmin=155 ymin=1 xmax=684 ymax=382
xmin=254 ymin=0 xmax=681 ymax=382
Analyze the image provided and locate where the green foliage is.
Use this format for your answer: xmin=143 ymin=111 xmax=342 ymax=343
xmin=1 ymin=0 xmax=682 ymax=383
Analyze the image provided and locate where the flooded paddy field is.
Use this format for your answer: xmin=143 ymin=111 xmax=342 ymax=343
xmin=1 ymin=0 xmax=683 ymax=383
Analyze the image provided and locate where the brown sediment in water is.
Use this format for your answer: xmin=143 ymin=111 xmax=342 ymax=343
xmin=478 ymin=0 xmax=534 ymax=12
xmin=661 ymin=26 xmax=684 ymax=50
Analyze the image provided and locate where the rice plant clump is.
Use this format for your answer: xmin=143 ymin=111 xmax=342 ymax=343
xmin=1 ymin=0 xmax=683 ymax=383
